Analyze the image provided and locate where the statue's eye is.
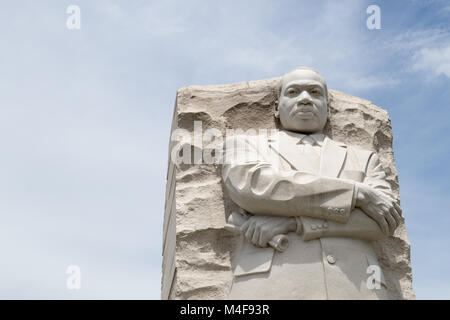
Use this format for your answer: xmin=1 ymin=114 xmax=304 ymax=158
xmin=311 ymin=89 xmax=321 ymax=95
xmin=286 ymin=88 xmax=298 ymax=96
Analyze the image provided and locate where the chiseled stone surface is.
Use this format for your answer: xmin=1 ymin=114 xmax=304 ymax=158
xmin=162 ymin=77 xmax=415 ymax=300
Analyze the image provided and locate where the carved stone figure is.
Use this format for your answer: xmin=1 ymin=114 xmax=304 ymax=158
xmin=161 ymin=68 xmax=414 ymax=300
xmin=222 ymin=67 xmax=402 ymax=299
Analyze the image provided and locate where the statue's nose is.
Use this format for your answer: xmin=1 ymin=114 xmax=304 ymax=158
xmin=297 ymin=90 xmax=312 ymax=104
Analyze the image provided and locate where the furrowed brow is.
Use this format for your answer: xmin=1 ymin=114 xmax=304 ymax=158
xmin=285 ymin=83 xmax=323 ymax=91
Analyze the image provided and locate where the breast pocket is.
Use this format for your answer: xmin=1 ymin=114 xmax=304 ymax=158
xmin=341 ymin=170 xmax=365 ymax=182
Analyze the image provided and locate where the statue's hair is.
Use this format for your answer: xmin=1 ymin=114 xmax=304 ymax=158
xmin=277 ymin=67 xmax=328 ymax=99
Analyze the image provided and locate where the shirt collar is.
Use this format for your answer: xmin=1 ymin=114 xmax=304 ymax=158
xmin=282 ymin=130 xmax=326 ymax=146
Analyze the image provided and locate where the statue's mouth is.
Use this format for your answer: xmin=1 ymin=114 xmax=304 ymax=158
xmin=292 ymin=106 xmax=316 ymax=119
xmin=294 ymin=111 xmax=315 ymax=119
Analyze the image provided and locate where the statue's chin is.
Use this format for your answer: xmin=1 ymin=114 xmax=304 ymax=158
xmin=280 ymin=116 xmax=326 ymax=134
xmin=290 ymin=128 xmax=321 ymax=134
xmin=284 ymin=122 xmax=324 ymax=134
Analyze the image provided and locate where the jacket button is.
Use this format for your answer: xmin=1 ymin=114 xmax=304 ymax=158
xmin=327 ymin=255 xmax=336 ymax=264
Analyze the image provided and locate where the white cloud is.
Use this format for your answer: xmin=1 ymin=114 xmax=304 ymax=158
xmin=413 ymin=46 xmax=450 ymax=78
xmin=389 ymin=29 xmax=450 ymax=79
xmin=391 ymin=29 xmax=450 ymax=51
xmin=341 ymin=75 xmax=400 ymax=91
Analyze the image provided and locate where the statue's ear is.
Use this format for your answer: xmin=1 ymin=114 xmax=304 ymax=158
xmin=326 ymin=92 xmax=331 ymax=119
xmin=273 ymin=100 xmax=280 ymax=118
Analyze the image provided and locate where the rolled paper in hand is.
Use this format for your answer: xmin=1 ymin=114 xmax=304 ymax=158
xmin=224 ymin=223 xmax=240 ymax=234
xmin=268 ymin=234 xmax=289 ymax=252
xmin=225 ymin=211 xmax=290 ymax=252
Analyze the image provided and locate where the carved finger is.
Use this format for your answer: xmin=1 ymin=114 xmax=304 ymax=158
xmin=393 ymin=202 xmax=403 ymax=217
xmin=385 ymin=209 xmax=396 ymax=235
xmin=378 ymin=216 xmax=389 ymax=236
xmin=258 ymin=230 xmax=270 ymax=248
xmin=362 ymin=204 xmax=386 ymax=236
xmin=368 ymin=204 xmax=389 ymax=235
xmin=391 ymin=206 xmax=402 ymax=226
xmin=239 ymin=220 xmax=251 ymax=233
xmin=252 ymin=225 xmax=261 ymax=245
xmin=245 ymin=223 xmax=256 ymax=243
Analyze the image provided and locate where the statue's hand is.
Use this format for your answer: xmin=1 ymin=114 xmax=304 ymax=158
xmin=240 ymin=215 xmax=297 ymax=248
xmin=355 ymin=183 xmax=402 ymax=236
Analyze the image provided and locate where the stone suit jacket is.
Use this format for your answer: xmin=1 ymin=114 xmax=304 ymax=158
xmin=222 ymin=130 xmax=395 ymax=299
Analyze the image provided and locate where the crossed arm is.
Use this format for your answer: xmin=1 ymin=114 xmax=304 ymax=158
xmin=222 ymin=135 xmax=402 ymax=246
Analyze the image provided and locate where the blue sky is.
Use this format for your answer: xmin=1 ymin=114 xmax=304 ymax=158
xmin=0 ymin=0 xmax=449 ymax=299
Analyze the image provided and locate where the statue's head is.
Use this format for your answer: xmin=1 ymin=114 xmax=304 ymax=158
xmin=274 ymin=67 xmax=328 ymax=133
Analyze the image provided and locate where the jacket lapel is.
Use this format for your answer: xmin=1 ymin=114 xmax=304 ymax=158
xmin=319 ymin=137 xmax=347 ymax=178
xmin=267 ymin=131 xmax=305 ymax=171
xmin=269 ymin=131 xmax=347 ymax=178
xmin=267 ymin=131 xmax=296 ymax=170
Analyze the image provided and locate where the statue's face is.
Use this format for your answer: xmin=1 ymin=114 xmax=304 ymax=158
xmin=277 ymin=69 xmax=328 ymax=133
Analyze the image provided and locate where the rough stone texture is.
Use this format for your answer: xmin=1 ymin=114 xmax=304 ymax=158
xmin=161 ymin=77 xmax=415 ymax=300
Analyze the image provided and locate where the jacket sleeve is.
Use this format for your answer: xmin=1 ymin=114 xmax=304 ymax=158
xmin=364 ymin=152 xmax=396 ymax=200
xmin=221 ymin=135 xmax=356 ymax=223
xmin=299 ymin=209 xmax=385 ymax=241
xmin=299 ymin=152 xmax=396 ymax=240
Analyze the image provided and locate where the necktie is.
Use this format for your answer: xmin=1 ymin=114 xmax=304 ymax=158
xmin=299 ymin=136 xmax=317 ymax=155
xmin=297 ymin=136 xmax=320 ymax=174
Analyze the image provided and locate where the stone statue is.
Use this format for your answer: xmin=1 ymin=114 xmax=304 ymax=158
xmin=161 ymin=68 xmax=414 ymax=300
xmin=221 ymin=67 xmax=402 ymax=299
